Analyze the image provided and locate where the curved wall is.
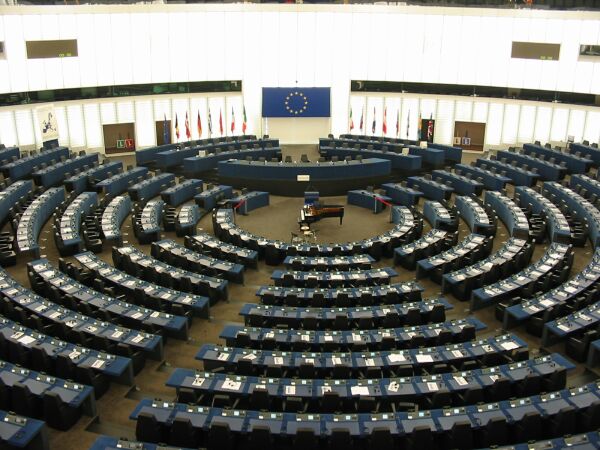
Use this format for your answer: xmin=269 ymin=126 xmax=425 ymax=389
xmin=0 ymin=4 xmax=598 ymax=148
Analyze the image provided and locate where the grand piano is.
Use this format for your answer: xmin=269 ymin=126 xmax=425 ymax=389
xmin=300 ymin=202 xmax=344 ymax=225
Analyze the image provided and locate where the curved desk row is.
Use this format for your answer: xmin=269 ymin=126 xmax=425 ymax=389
xmin=220 ymin=317 xmax=483 ymax=352
xmin=56 ymin=191 xmax=98 ymax=256
xmin=32 ymin=153 xmax=99 ymax=188
xmin=183 ymin=148 xmax=282 ymax=177
xmin=218 ymin=159 xmax=391 ymax=196
xmin=0 ymin=147 xmax=69 ymax=181
xmin=16 ymin=187 xmax=65 ymax=258
xmin=64 ymin=161 xmax=122 ymax=195
xmin=101 ymin=195 xmax=131 ymax=245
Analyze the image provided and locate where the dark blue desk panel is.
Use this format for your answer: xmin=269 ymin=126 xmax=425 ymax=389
xmin=406 ymin=176 xmax=453 ymax=202
xmin=283 ymin=254 xmax=374 ymax=271
xmin=504 ymin=247 xmax=600 ymax=330
xmin=542 ymin=181 xmax=600 ymax=248
xmin=194 ymin=185 xmax=233 ymax=211
xmin=431 ymin=170 xmax=484 ymax=196
xmin=570 ymin=142 xmax=600 ymax=166
xmin=0 ymin=146 xmax=20 ymax=165
xmin=347 ymin=190 xmax=392 ymax=214
xmin=270 ymin=267 xmax=397 ymax=288
xmin=213 ymin=206 xmax=420 ymax=261
xmin=470 ymin=242 xmax=572 ymax=311
xmin=442 ymin=237 xmax=530 ymax=301
xmin=0 ymin=268 xmax=163 ymax=361
xmin=406 ymin=145 xmax=445 ymax=168
xmin=497 ymin=150 xmax=566 ymax=182
xmin=113 ymin=245 xmax=228 ymax=303
xmin=28 ymin=259 xmax=187 ymax=341
xmin=455 ymin=195 xmax=496 ymax=236
xmin=196 ymin=334 xmax=527 ymax=378
xmin=476 ymin=158 xmax=539 ymax=187
xmin=186 ymin=233 xmax=258 ymax=268
xmin=57 ymin=191 xmax=98 ymax=255
xmin=128 ymin=173 xmax=175 ymax=203
xmin=152 ymin=239 xmax=244 ymax=284
xmin=0 ymin=409 xmax=48 ymax=450
xmin=257 ymin=281 xmax=423 ymax=305
xmin=136 ymin=142 xmax=182 ymax=166
xmin=515 ymin=186 xmax=571 ymax=243
xmin=89 ymin=435 xmax=194 ymax=450
xmin=135 ymin=199 xmax=164 ymax=244
xmin=423 ymin=200 xmax=458 ymax=231
xmin=160 ymin=178 xmax=203 ymax=206
xmin=587 ymin=338 xmax=600 ymax=368
xmin=543 ymin=300 xmax=600 ymax=347
xmin=0 ymin=180 xmax=33 ymax=225
xmin=132 ymin=365 xmax=587 ymax=446
xmin=175 ymin=204 xmax=203 ymax=237
xmin=416 ymin=234 xmax=491 ymax=281
xmin=455 ymin=164 xmax=511 ymax=191
xmin=220 ymin=317 xmax=485 ymax=351
xmin=32 ymin=153 xmax=99 ymax=188
xmin=483 ymin=191 xmax=530 ymax=239
xmin=96 ymin=167 xmax=148 ymax=197
xmin=101 ymin=195 xmax=131 ymax=245
xmin=219 ymin=159 xmax=391 ymax=197
xmin=0 ymin=313 xmax=134 ymax=385
xmin=394 ymin=229 xmax=457 ymax=270
xmin=229 ymin=191 xmax=269 ymax=215
xmin=184 ymin=148 xmax=282 ymax=175
xmin=381 ymin=183 xmax=423 ymax=206
xmin=74 ymin=251 xmax=209 ymax=319
xmin=428 ymin=143 xmax=463 ymax=164
xmin=570 ymin=173 xmax=600 ymax=202
xmin=155 ymin=145 xmax=203 ymax=169
xmin=239 ymin=297 xmax=451 ymax=329
xmin=0 ymin=147 xmax=69 ymax=181
xmin=319 ymin=146 xmax=421 ymax=171
xmin=64 ymin=161 xmax=122 ymax=195
xmin=16 ymin=187 xmax=65 ymax=258
xmin=523 ymin=143 xmax=592 ymax=173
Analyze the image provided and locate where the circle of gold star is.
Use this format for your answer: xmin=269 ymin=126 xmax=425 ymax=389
xmin=284 ymin=91 xmax=309 ymax=115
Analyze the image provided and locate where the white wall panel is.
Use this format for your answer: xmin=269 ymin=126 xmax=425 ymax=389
xmin=366 ymin=96 xmax=383 ymax=136
xmin=401 ymin=98 xmax=419 ymax=141
xmin=205 ymin=12 xmax=225 ymax=82
xmin=83 ymin=104 xmax=103 ymax=149
xmin=485 ymin=103 xmax=504 ymax=146
xmin=149 ymin=13 xmax=170 ymax=83
xmin=567 ymin=109 xmax=586 ymax=142
xmin=550 ymin=107 xmax=568 ymax=142
xmin=54 ymin=106 xmax=69 ymax=147
xmin=208 ymin=97 xmax=225 ymax=138
xmin=502 ymin=104 xmax=519 ymax=145
xmin=583 ymin=110 xmax=600 ymax=143
xmin=517 ymin=105 xmax=535 ymax=144
xmin=93 ymin=14 xmax=114 ymax=87
xmin=0 ymin=111 xmax=17 ymax=147
xmin=135 ymin=100 xmax=155 ymax=147
xmin=100 ymin=102 xmax=116 ymax=124
xmin=533 ymin=106 xmax=552 ymax=143
xmin=226 ymin=96 xmax=242 ymax=137
xmin=434 ymin=100 xmax=454 ymax=145
xmin=67 ymin=104 xmax=85 ymax=148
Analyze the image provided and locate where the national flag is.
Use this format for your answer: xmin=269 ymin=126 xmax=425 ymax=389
xmin=349 ymin=109 xmax=354 ymax=132
xmin=395 ymin=110 xmax=400 ymax=137
xmin=406 ymin=110 xmax=410 ymax=139
xmin=185 ymin=112 xmax=191 ymax=140
xmin=163 ymin=114 xmax=170 ymax=144
xmin=382 ymin=107 xmax=387 ymax=135
xmin=197 ymin=110 xmax=202 ymax=138
xmin=175 ymin=114 xmax=180 ymax=141
xmin=208 ymin=109 xmax=213 ymax=136
xmin=371 ymin=107 xmax=376 ymax=135
xmin=230 ymin=107 xmax=235 ymax=134
xmin=427 ymin=114 xmax=434 ymax=142
xmin=417 ymin=112 xmax=422 ymax=140
xmin=242 ymin=105 xmax=247 ymax=134
xmin=219 ymin=109 xmax=224 ymax=135
xmin=359 ymin=109 xmax=364 ymax=132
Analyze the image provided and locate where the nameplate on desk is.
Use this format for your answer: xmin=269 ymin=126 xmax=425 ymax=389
xmin=297 ymin=175 xmax=310 ymax=182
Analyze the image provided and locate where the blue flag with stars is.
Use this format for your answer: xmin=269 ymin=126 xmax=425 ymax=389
xmin=262 ymin=87 xmax=331 ymax=118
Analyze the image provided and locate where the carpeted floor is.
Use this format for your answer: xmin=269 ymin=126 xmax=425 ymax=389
xmin=5 ymin=145 xmax=596 ymax=449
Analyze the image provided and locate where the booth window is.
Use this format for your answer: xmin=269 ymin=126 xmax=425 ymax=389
xmin=511 ymin=42 xmax=560 ymax=60
xmin=580 ymin=45 xmax=600 ymax=57
xmin=26 ymin=40 xmax=78 ymax=59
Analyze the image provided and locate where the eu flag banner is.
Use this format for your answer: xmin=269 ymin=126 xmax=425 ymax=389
xmin=262 ymin=87 xmax=331 ymax=118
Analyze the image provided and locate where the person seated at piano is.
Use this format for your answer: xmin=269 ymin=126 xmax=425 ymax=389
xmin=301 ymin=201 xmax=344 ymax=225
